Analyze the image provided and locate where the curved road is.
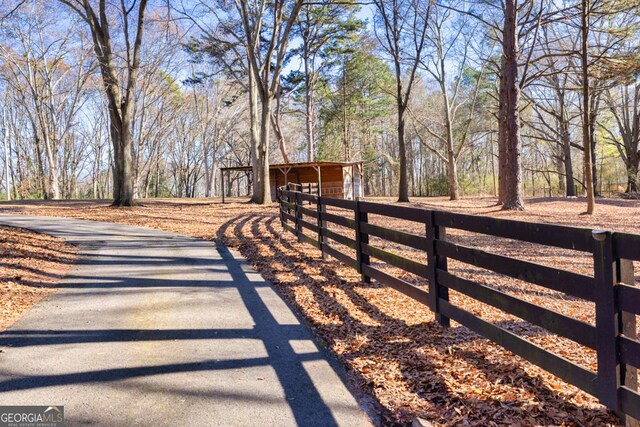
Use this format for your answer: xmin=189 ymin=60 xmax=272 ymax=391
xmin=0 ymin=215 xmax=371 ymax=426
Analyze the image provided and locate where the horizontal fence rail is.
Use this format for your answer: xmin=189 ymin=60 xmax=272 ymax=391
xmin=277 ymin=186 xmax=640 ymax=424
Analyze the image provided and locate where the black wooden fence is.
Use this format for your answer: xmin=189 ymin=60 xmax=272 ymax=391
xmin=286 ymin=182 xmax=320 ymax=196
xmin=276 ymin=186 xmax=640 ymax=423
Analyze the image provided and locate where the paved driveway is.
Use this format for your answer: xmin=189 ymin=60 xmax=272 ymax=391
xmin=0 ymin=215 xmax=371 ymax=426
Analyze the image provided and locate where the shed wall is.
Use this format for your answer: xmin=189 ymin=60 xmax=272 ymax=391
xmin=270 ymin=165 xmax=347 ymax=199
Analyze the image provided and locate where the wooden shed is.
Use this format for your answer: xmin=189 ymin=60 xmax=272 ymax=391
xmin=221 ymin=161 xmax=363 ymax=202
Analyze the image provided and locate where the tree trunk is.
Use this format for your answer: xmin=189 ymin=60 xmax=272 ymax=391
xmin=108 ymin=108 xmax=135 ymax=206
xmin=271 ymin=113 xmax=289 ymax=164
xmin=40 ymin=134 xmax=60 ymax=200
xmin=204 ymin=143 xmax=212 ymax=198
xmin=499 ymin=0 xmax=524 ymax=210
xmin=342 ymin=59 xmax=350 ymax=161
xmin=489 ymin=123 xmax=497 ymax=197
xmin=561 ymin=120 xmax=576 ymax=197
xmin=447 ymin=151 xmax=459 ymax=201
xmin=119 ymin=136 xmax=134 ymax=205
xmin=397 ymin=104 xmax=409 ymax=202
xmin=33 ymin=134 xmax=49 ymax=198
xmin=556 ymin=155 xmax=565 ymax=194
xmin=249 ymin=70 xmax=262 ymax=203
xmin=257 ymin=94 xmax=272 ymax=204
xmin=627 ymin=153 xmax=640 ymax=193
xmin=556 ymin=92 xmax=576 ymax=197
xmin=590 ymin=122 xmax=599 ymax=197
xmin=497 ymin=118 xmax=507 ymax=203
xmin=110 ymin=121 xmax=120 ymax=201
xmin=441 ymin=81 xmax=459 ymax=200
xmin=271 ymin=93 xmax=289 ymax=163
xmin=205 ymin=157 xmax=215 ymax=199
xmin=581 ymin=0 xmax=595 ymax=214
xmin=2 ymin=113 xmax=10 ymax=201
xmin=590 ymin=92 xmax=601 ymax=197
xmin=304 ymin=55 xmax=315 ymax=162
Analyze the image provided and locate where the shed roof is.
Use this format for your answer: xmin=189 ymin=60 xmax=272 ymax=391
xmin=221 ymin=161 xmax=362 ymax=172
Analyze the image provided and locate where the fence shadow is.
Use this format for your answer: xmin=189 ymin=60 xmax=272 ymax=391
xmin=215 ymin=211 xmax=620 ymax=426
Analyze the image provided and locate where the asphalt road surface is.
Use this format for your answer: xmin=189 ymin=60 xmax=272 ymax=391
xmin=0 ymin=215 xmax=372 ymax=426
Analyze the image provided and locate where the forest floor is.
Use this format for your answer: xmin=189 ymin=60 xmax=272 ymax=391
xmin=0 ymin=226 xmax=77 ymax=331
xmin=1 ymin=195 xmax=639 ymax=426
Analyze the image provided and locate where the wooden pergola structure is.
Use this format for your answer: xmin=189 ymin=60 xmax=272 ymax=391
xmin=220 ymin=161 xmax=363 ymax=203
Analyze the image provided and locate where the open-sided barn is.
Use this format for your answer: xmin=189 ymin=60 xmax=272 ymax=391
xmin=220 ymin=161 xmax=364 ymax=202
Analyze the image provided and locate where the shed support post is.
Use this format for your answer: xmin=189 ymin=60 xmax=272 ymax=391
xmin=279 ymin=167 xmax=292 ymax=190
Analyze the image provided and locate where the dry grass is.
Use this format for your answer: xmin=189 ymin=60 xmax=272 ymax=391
xmin=2 ymin=195 xmax=639 ymax=426
xmin=0 ymin=226 xmax=77 ymax=331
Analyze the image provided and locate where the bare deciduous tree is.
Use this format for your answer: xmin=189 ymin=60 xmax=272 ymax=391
xmin=373 ymin=0 xmax=432 ymax=202
xmin=59 ymin=0 xmax=149 ymax=206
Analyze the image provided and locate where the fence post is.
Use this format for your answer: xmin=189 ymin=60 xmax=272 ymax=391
xmin=295 ymin=191 xmax=303 ymax=243
xmin=426 ymin=211 xmax=450 ymax=327
xmin=317 ymin=196 xmax=327 ymax=260
xmin=354 ymin=198 xmax=370 ymax=283
xmin=277 ymin=188 xmax=284 ymax=228
xmin=290 ymin=190 xmax=296 ymax=223
xmin=282 ymin=188 xmax=288 ymax=228
xmin=283 ymin=189 xmax=289 ymax=228
xmin=593 ymin=230 xmax=622 ymax=415
xmin=617 ymin=256 xmax=639 ymax=427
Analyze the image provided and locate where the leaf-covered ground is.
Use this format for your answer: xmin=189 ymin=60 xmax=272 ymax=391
xmin=0 ymin=226 xmax=77 ymax=331
xmin=2 ymin=196 xmax=638 ymax=426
